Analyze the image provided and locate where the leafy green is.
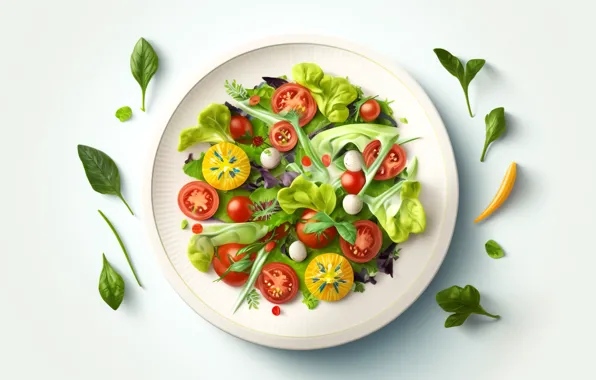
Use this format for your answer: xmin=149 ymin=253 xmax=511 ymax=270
xmin=399 ymin=118 xmax=409 ymax=124
xmin=181 ymin=219 xmax=188 ymax=230
xmin=249 ymin=187 xmax=280 ymax=203
xmin=361 ymin=158 xmax=426 ymax=243
xmin=277 ymin=176 xmax=336 ymax=214
xmin=237 ymin=143 xmax=265 ymax=165
xmin=353 ymin=282 xmax=365 ymax=293
xmin=115 ymin=106 xmax=132 ymax=122
xmin=303 ymin=212 xmax=357 ymax=244
xmin=213 ymin=188 xmax=250 ymax=223
xmin=130 ymin=37 xmax=158 ymax=112
xmin=182 ymin=153 xmax=205 ymax=180
xmin=178 ymin=104 xmax=233 ymax=151
xmin=485 ymin=239 xmax=505 ymax=259
xmin=246 ymin=289 xmax=260 ymax=310
xmin=77 ymin=145 xmax=134 ymax=215
xmin=233 ymin=246 xmax=270 ymax=313
xmin=99 ymin=253 xmax=125 ymax=310
xmin=187 ymin=223 xmax=269 ymax=272
xmin=292 ymin=63 xmax=358 ymax=123
xmin=436 ymin=285 xmax=500 ymax=328
xmin=225 ymin=80 xmax=249 ymax=101
xmin=481 ymin=107 xmax=506 ymax=162
xmin=98 ymin=210 xmax=141 ymax=287
xmin=302 ymin=290 xmax=319 ymax=310
xmin=247 ymin=84 xmax=275 ymax=111
xmin=376 ymin=99 xmax=396 ymax=126
xmin=214 ymin=252 xmax=254 ymax=282
xmin=303 ymin=111 xmax=331 ymax=135
xmin=433 ymin=48 xmax=485 ymax=117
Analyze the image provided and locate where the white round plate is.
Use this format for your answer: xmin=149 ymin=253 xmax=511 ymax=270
xmin=144 ymin=35 xmax=458 ymax=350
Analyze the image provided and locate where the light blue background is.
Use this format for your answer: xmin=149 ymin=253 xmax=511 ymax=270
xmin=1 ymin=0 xmax=594 ymax=379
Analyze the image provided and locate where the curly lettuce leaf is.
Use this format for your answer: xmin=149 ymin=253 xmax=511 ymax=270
xmin=310 ymin=123 xmax=400 ymax=159
xmin=277 ymin=176 xmax=336 ymax=214
xmin=292 ymin=63 xmax=358 ymax=123
xmin=178 ymin=104 xmax=232 ymax=151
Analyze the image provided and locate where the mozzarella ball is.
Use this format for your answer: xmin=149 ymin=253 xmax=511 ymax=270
xmin=344 ymin=150 xmax=363 ymax=172
xmin=343 ymin=194 xmax=364 ymax=215
xmin=260 ymin=148 xmax=281 ymax=169
xmin=288 ymin=241 xmax=307 ymax=262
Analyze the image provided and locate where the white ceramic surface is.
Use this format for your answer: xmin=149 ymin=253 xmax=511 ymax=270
xmin=144 ymin=36 xmax=458 ymax=349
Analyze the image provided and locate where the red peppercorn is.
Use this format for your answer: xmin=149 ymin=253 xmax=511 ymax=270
xmin=272 ymin=306 xmax=281 ymax=316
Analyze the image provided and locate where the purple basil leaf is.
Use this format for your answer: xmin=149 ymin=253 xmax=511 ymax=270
xmin=377 ymin=112 xmax=398 ymax=127
xmin=283 ymin=149 xmax=296 ymax=163
xmin=225 ymin=101 xmax=246 ymax=117
xmin=347 ymin=102 xmax=357 ymax=118
xmin=377 ymin=243 xmax=398 ymax=277
xmin=280 ymin=171 xmax=299 ymax=187
xmin=280 ymin=243 xmax=288 ymax=257
xmin=308 ymin=123 xmax=335 ymax=139
xmin=184 ymin=153 xmax=194 ymax=164
xmin=251 ymin=163 xmax=280 ymax=188
xmin=262 ymin=76 xmax=288 ymax=89
xmin=354 ymin=268 xmax=377 ymax=285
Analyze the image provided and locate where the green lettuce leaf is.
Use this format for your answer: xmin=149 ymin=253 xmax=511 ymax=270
xmin=277 ymin=176 xmax=336 ymax=214
xmin=292 ymin=63 xmax=358 ymax=123
xmin=178 ymin=104 xmax=233 ymax=151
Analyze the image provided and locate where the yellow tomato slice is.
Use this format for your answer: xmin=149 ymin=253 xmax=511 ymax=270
xmin=202 ymin=142 xmax=250 ymax=191
xmin=305 ymin=253 xmax=354 ymax=302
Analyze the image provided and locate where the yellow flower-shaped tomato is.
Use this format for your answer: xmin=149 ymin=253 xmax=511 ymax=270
xmin=202 ymin=142 xmax=250 ymax=190
xmin=305 ymin=253 xmax=354 ymax=302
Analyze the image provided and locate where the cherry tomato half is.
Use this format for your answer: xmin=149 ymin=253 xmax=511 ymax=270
xmin=339 ymin=220 xmax=383 ymax=263
xmin=177 ymin=181 xmax=219 ymax=221
xmin=229 ymin=115 xmax=253 ymax=144
xmin=363 ymin=140 xmax=407 ymax=180
xmin=296 ymin=209 xmax=337 ymax=249
xmin=341 ymin=170 xmax=366 ymax=194
xmin=360 ymin=99 xmax=381 ymax=122
xmin=269 ymin=121 xmax=297 ymax=152
xmin=226 ymin=196 xmax=253 ymax=223
xmin=213 ymin=243 xmax=255 ymax=287
xmin=271 ymin=83 xmax=317 ymax=126
xmin=257 ymin=262 xmax=299 ymax=304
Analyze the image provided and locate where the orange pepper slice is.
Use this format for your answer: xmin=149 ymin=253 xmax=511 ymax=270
xmin=474 ymin=162 xmax=517 ymax=223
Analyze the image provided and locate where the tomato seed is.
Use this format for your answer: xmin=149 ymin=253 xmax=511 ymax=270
xmin=272 ymin=306 xmax=281 ymax=316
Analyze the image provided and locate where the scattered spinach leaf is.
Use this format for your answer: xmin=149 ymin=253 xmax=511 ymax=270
xmin=485 ymin=239 xmax=505 ymax=259
xmin=99 ymin=253 xmax=125 ymax=310
xmin=115 ymin=106 xmax=132 ymax=122
xmin=436 ymin=285 xmax=500 ymax=328
xmin=433 ymin=48 xmax=485 ymax=117
xmin=130 ymin=37 xmax=159 ymax=112
xmin=77 ymin=145 xmax=134 ymax=215
xmin=481 ymin=107 xmax=506 ymax=162
xmin=98 ymin=210 xmax=142 ymax=287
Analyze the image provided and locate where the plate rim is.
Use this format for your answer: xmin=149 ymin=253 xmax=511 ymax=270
xmin=143 ymin=34 xmax=459 ymax=350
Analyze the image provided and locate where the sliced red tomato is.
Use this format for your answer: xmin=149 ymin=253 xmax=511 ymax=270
xmin=229 ymin=115 xmax=253 ymax=144
xmin=271 ymin=83 xmax=317 ymax=126
xmin=296 ymin=209 xmax=337 ymax=249
xmin=257 ymin=263 xmax=299 ymax=304
xmin=360 ymin=99 xmax=381 ymax=122
xmin=363 ymin=140 xmax=407 ymax=180
xmin=341 ymin=170 xmax=366 ymax=194
xmin=178 ymin=181 xmax=219 ymax=221
xmin=269 ymin=121 xmax=297 ymax=152
xmin=226 ymin=196 xmax=253 ymax=223
xmin=339 ymin=220 xmax=383 ymax=263
xmin=213 ymin=243 xmax=254 ymax=287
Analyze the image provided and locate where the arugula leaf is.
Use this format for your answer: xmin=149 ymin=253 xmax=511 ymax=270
xmin=130 ymin=38 xmax=158 ymax=112
xmin=99 ymin=253 xmax=125 ymax=310
xmin=481 ymin=107 xmax=506 ymax=162
xmin=433 ymin=48 xmax=485 ymax=117
xmin=249 ymin=187 xmax=280 ymax=203
xmin=436 ymin=285 xmax=500 ymax=328
xmin=353 ymin=282 xmax=365 ymax=293
xmin=182 ymin=153 xmax=205 ymax=180
xmin=246 ymin=289 xmax=260 ymax=310
xmin=77 ymin=145 xmax=134 ymax=215
xmin=115 ymin=106 xmax=132 ymax=122
xmin=302 ymin=290 xmax=319 ymax=310
xmin=485 ymin=239 xmax=505 ymax=259
xmin=303 ymin=212 xmax=357 ymax=244
xmin=98 ymin=210 xmax=141 ymax=287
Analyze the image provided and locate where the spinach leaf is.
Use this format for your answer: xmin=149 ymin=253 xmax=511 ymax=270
xmin=77 ymin=145 xmax=133 ymax=215
xmin=98 ymin=210 xmax=142 ymax=287
xmin=485 ymin=239 xmax=505 ymax=259
xmin=183 ymin=153 xmax=205 ymax=180
xmin=481 ymin=107 xmax=506 ymax=162
xmin=130 ymin=37 xmax=159 ymax=112
xmin=433 ymin=48 xmax=485 ymax=117
xmin=436 ymin=285 xmax=500 ymax=328
xmin=115 ymin=106 xmax=132 ymax=122
xmin=99 ymin=253 xmax=125 ymax=310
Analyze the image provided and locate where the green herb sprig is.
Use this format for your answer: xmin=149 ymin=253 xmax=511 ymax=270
xmin=303 ymin=212 xmax=357 ymax=244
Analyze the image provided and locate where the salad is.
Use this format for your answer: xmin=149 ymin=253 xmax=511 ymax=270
xmin=176 ymin=63 xmax=427 ymax=313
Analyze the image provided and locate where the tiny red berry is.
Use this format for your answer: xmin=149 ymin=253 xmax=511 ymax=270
xmin=322 ymin=154 xmax=331 ymax=167
xmin=272 ymin=306 xmax=281 ymax=316
xmin=252 ymin=136 xmax=264 ymax=147
xmin=192 ymin=223 xmax=203 ymax=234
